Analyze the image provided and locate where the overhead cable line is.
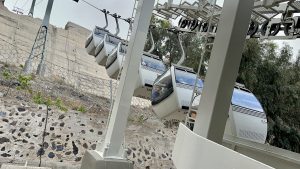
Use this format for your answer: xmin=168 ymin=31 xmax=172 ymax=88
xmin=81 ymin=0 xmax=132 ymax=24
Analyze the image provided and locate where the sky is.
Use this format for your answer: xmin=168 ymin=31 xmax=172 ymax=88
xmin=4 ymin=0 xmax=300 ymax=58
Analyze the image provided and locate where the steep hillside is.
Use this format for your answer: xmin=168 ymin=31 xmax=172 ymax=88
xmin=0 ymin=5 xmax=175 ymax=169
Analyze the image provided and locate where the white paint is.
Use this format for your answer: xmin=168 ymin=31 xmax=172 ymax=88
xmin=172 ymin=124 xmax=274 ymax=169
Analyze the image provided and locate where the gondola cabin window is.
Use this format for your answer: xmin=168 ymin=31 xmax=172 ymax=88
xmin=151 ymin=70 xmax=173 ymax=105
xmin=231 ymin=89 xmax=264 ymax=112
xmin=174 ymin=68 xmax=203 ymax=88
xmin=141 ymin=55 xmax=166 ymax=73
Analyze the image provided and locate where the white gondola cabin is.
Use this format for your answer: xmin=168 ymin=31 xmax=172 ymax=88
xmin=106 ymin=50 xmax=166 ymax=100
xmin=95 ymin=34 xmax=123 ymax=66
xmin=105 ymin=42 xmax=127 ymax=79
xmin=134 ymin=53 xmax=166 ymax=99
xmin=151 ymin=65 xmax=203 ymax=120
xmin=151 ymin=66 xmax=267 ymax=143
xmin=85 ymin=26 xmax=108 ymax=56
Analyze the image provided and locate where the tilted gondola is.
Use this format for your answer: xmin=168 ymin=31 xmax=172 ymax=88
xmin=95 ymin=13 xmax=123 ymax=66
xmin=85 ymin=10 xmax=110 ymax=56
xmin=85 ymin=26 xmax=109 ymax=56
xmin=105 ymin=49 xmax=166 ymax=99
xmin=105 ymin=29 xmax=166 ymax=99
xmin=105 ymin=41 xmax=127 ymax=79
xmin=151 ymin=73 xmax=267 ymax=143
xmin=151 ymin=65 xmax=203 ymax=120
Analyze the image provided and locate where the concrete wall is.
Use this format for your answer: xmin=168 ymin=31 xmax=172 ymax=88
xmin=0 ymin=8 xmax=109 ymax=80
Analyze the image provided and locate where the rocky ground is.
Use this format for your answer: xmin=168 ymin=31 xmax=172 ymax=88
xmin=0 ymin=65 xmax=177 ymax=169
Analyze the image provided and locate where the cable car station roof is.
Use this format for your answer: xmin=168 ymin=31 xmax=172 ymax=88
xmin=153 ymin=0 xmax=300 ymax=40
xmin=154 ymin=0 xmax=300 ymax=24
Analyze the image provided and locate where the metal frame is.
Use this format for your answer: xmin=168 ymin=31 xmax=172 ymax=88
xmin=154 ymin=0 xmax=300 ymax=40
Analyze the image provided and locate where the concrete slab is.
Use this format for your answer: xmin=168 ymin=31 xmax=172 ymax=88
xmin=1 ymin=164 xmax=51 ymax=169
xmin=80 ymin=150 xmax=133 ymax=169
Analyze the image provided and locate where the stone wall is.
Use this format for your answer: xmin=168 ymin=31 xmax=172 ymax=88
xmin=0 ymin=81 xmax=176 ymax=169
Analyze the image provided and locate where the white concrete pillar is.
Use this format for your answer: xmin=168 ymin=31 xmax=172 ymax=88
xmin=193 ymin=0 xmax=254 ymax=144
xmin=100 ymin=0 xmax=155 ymax=159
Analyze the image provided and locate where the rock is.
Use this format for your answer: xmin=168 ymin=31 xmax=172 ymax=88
xmin=0 ymin=131 xmax=3 ymax=134
xmin=75 ymin=157 xmax=82 ymax=162
xmin=83 ymin=143 xmax=88 ymax=149
xmin=1 ymin=153 xmax=11 ymax=157
xmin=25 ymin=133 xmax=30 ymax=138
xmin=17 ymin=107 xmax=26 ymax=112
xmin=51 ymin=142 xmax=56 ymax=150
xmin=127 ymin=148 xmax=132 ymax=156
xmin=48 ymin=152 xmax=55 ymax=158
xmin=98 ymin=131 xmax=102 ymax=135
xmin=56 ymin=145 xmax=64 ymax=151
xmin=58 ymin=114 xmax=65 ymax=120
xmin=0 ymin=112 xmax=6 ymax=117
xmin=91 ymin=144 xmax=96 ymax=150
xmin=19 ymin=128 xmax=25 ymax=132
xmin=43 ymin=142 xmax=49 ymax=149
xmin=2 ymin=119 xmax=8 ymax=123
xmin=1 ymin=147 xmax=5 ymax=151
xmin=56 ymin=154 xmax=62 ymax=159
xmin=59 ymin=122 xmax=65 ymax=127
xmin=10 ymin=121 xmax=17 ymax=126
xmin=0 ymin=137 xmax=10 ymax=144
xmin=72 ymin=141 xmax=78 ymax=155
xmin=0 ymin=92 xmax=3 ymax=97
xmin=65 ymin=151 xmax=72 ymax=155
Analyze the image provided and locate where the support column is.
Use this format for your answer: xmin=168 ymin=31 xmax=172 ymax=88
xmin=41 ymin=0 xmax=54 ymax=27
xmin=36 ymin=0 xmax=54 ymax=76
xmin=100 ymin=0 xmax=154 ymax=158
xmin=193 ymin=0 xmax=254 ymax=144
xmin=28 ymin=0 xmax=37 ymax=16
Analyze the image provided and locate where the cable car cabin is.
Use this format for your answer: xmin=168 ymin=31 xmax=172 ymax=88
xmin=228 ymin=86 xmax=267 ymax=144
xmin=190 ymin=85 xmax=268 ymax=144
xmin=95 ymin=34 xmax=123 ymax=66
xmin=105 ymin=42 xmax=127 ymax=79
xmin=85 ymin=26 xmax=109 ymax=56
xmin=106 ymin=51 xmax=166 ymax=100
xmin=151 ymin=65 xmax=203 ymax=120
xmin=134 ymin=53 xmax=166 ymax=100
xmin=152 ymin=72 xmax=268 ymax=144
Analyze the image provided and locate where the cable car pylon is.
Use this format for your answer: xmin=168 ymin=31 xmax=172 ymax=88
xmin=24 ymin=0 xmax=79 ymax=76
xmin=28 ymin=0 xmax=36 ymax=16
xmin=23 ymin=0 xmax=54 ymax=76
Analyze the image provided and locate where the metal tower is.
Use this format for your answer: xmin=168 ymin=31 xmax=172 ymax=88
xmin=23 ymin=0 xmax=54 ymax=76
xmin=28 ymin=0 xmax=36 ymax=16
